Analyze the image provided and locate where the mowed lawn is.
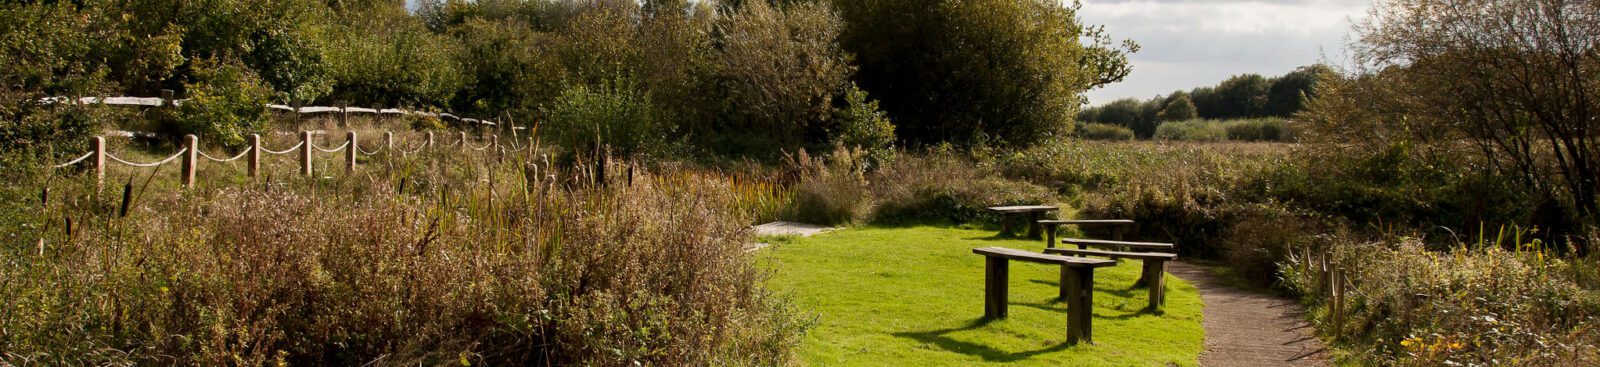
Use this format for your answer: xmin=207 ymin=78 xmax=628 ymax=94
xmin=761 ymin=226 xmax=1204 ymax=366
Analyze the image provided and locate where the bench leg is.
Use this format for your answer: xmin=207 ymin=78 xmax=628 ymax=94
xmin=999 ymin=214 xmax=1015 ymax=237
xmin=1025 ymin=212 xmax=1043 ymax=239
xmin=985 ymin=257 xmax=1009 ymax=319
xmin=1044 ymin=223 xmax=1058 ymax=248
xmin=1065 ymin=267 xmax=1094 ymax=344
xmin=1143 ymin=260 xmax=1168 ymax=311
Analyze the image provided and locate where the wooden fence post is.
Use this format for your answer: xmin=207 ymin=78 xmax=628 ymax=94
xmin=371 ymin=103 xmax=383 ymax=125
xmin=292 ymin=100 xmax=303 ymax=127
xmin=345 ymin=131 xmax=357 ymax=172
xmin=160 ymin=89 xmax=175 ymax=107
xmin=338 ymin=101 xmax=349 ymax=128
xmin=384 ymin=131 xmax=394 ymax=153
xmin=300 ymin=131 xmax=314 ymax=176
xmin=459 ymin=131 xmax=468 ymax=151
xmin=247 ymin=134 xmax=261 ymax=178
xmin=92 ymin=136 xmax=106 ymax=187
xmin=426 ymin=131 xmax=435 ymax=149
xmin=181 ymin=134 xmax=198 ymax=187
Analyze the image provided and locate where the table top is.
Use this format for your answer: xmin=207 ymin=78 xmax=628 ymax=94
xmin=986 ymin=205 xmax=1058 ymax=213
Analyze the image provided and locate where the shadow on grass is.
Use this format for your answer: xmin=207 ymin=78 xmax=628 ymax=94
xmin=891 ymin=319 xmax=1076 ymax=363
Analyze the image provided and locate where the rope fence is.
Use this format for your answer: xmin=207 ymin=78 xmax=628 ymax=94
xmin=51 ymin=130 xmax=526 ymax=187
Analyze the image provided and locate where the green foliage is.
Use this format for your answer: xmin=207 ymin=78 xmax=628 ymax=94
xmin=323 ymin=5 xmax=464 ymax=107
xmin=543 ymin=81 xmax=673 ymax=157
xmin=1154 ymin=120 xmax=1227 ymax=142
xmin=1077 ymin=123 xmax=1135 ymax=141
xmin=1265 ymin=65 xmax=1331 ymax=117
xmin=1222 ymin=118 xmax=1290 ymax=142
xmin=789 ymin=147 xmax=873 ymax=226
xmin=716 ymin=0 xmax=850 ymax=150
xmin=1157 ymin=94 xmax=1198 ymax=122
xmin=831 ymin=83 xmax=896 ymax=165
xmin=836 ymin=0 xmax=1135 ymax=147
xmin=168 ymin=59 xmax=275 ymax=148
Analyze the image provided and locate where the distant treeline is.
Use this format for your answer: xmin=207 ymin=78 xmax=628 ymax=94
xmin=1078 ymin=65 xmax=1333 ymax=138
xmin=0 ymin=0 xmax=1136 ymax=158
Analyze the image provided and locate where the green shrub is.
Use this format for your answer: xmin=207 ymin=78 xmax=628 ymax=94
xmin=1153 ymin=119 xmax=1227 ymax=142
xmin=831 ymin=83 xmax=896 ymax=167
xmin=168 ymin=59 xmax=275 ymax=148
xmin=542 ymin=81 xmax=675 ymax=157
xmin=1077 ymin=123 xmax=1135 ymax=141
xmin=1223 ymin=117 xmax=1291 ymax=142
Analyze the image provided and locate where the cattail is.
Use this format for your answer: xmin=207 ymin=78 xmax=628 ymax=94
xmin=118 ymin=182 xmax=133 ymax=218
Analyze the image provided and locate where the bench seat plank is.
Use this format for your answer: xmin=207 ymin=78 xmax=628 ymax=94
xmin=1060 ymin=238 xmax=1175 ymax=251
xmin=1037 ymin=219 xmax=1135 ymax=225
xmin=973 ymin=247 xmax=1115 ymax=267
xmin=986 ymin=205 xmax=1058 ymax=213
xmin=1044 ymin=248 xmax=1177 ymax=261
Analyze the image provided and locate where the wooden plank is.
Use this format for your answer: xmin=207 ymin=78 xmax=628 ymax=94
xmin=986 ymin=205 xmax=1058 ymax=213
xmin=1037 ymin=219 xmax=1135 ymax=225
xmin=972 ymin=247 xmax=1115 ymax=267
xmin=299 ymin=106 xmax=341 ymax=114
xmin=1060 ymin=238 xmax=1175 ymax=251
xmin=346 ymin=107 xmax=379 ymax=114
xmin=1044 ymin=248 xmax=1177 ymax=261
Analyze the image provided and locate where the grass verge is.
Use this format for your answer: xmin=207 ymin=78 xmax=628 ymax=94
xmin=761 ymin=226 xmax=1203 ymax=366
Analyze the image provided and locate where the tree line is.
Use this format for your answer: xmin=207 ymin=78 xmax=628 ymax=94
xmin=1078 ymin=65 xmax=1333 ymax=138
xmin=0 ymin=0 xmax=1135 ymax=159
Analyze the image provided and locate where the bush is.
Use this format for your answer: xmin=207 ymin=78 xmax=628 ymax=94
xmin=869 ymin=152 xmax=1055 ymax=225
xmin=1153 ymin=119 xmax=1227 ymax=142
xmin=1281 ymin=237 xmax=1600 ymax=365
xmin=1223 ymin=117 xmax=1290 ymax=142
xmin=789 ymin=146 xmax=872 ymax=226
xmin=542 ymin=81 xmax=674 ymax=157
xmin=166 ymin=59 xmax=275 ymax=148
xmin=831 ymin=83 xmax=896 ymax=167
xmin=1077 ymin=123 xmax=1135 ymax=141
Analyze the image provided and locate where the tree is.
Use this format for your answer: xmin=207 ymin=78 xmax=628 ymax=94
xmin=1213 ymin=74 xmax=1270 ymax=119
xmin=715 ymin=1 xmax=850 ymax=149
xmin=1265 ymin=64 xmax=1333 ymax=117
xmin=1158 ymin=94 xmax=1198 ymax=122
xmin=1308 ymin=0 xmax=1600 ymax=250
xmin=834 ymin=0 xmax=1135 ymax=147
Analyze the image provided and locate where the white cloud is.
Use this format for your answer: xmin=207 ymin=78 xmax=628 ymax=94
xmin=1079 ymin=0 xmax=1371 ymax=104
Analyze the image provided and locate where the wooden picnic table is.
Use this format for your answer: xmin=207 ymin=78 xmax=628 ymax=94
xmin=987 ymin=205 xmax=1058 ymax=239
xmin=1037 ymin=219 xmax=1136 ymax=248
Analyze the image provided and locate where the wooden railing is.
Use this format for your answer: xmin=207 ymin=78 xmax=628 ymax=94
xmin=54 ymin=131 xmax=529 ymax=187
xmin=40 ymin=89 xmax=509 ymax=127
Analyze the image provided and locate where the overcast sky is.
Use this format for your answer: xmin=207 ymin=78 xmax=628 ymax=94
xmin=1078 ymin=0 xmax=1370 ymax=105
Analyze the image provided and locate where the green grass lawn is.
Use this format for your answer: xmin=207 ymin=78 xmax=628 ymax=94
xmin=761 ymin=226 xmax=1204 ymax=366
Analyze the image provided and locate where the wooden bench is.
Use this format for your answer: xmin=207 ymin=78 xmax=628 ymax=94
xmin=986 ymin=205 xmax=1058 ymax=238
xmin=1037 ymin=219 xmax=1135 ymax=248
xmin=1060 ymin=238 xmax=1175 ymax=252
xmin=973 ymin=247 xmax=1115 ymax=344
xmin=1045 ymin=248 xmax=1176 ymax=311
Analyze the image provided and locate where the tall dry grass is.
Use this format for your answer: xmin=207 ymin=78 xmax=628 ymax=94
xmin=0 ymin=136 xmax=805 ymax=365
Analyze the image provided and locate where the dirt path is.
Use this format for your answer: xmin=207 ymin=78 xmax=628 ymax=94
xmin=1167 ymin=262 xmax=1329 ymax=367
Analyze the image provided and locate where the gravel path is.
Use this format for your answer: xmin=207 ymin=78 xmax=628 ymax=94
xmin=1167 ymin=262 xmax=1329 ymax=367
